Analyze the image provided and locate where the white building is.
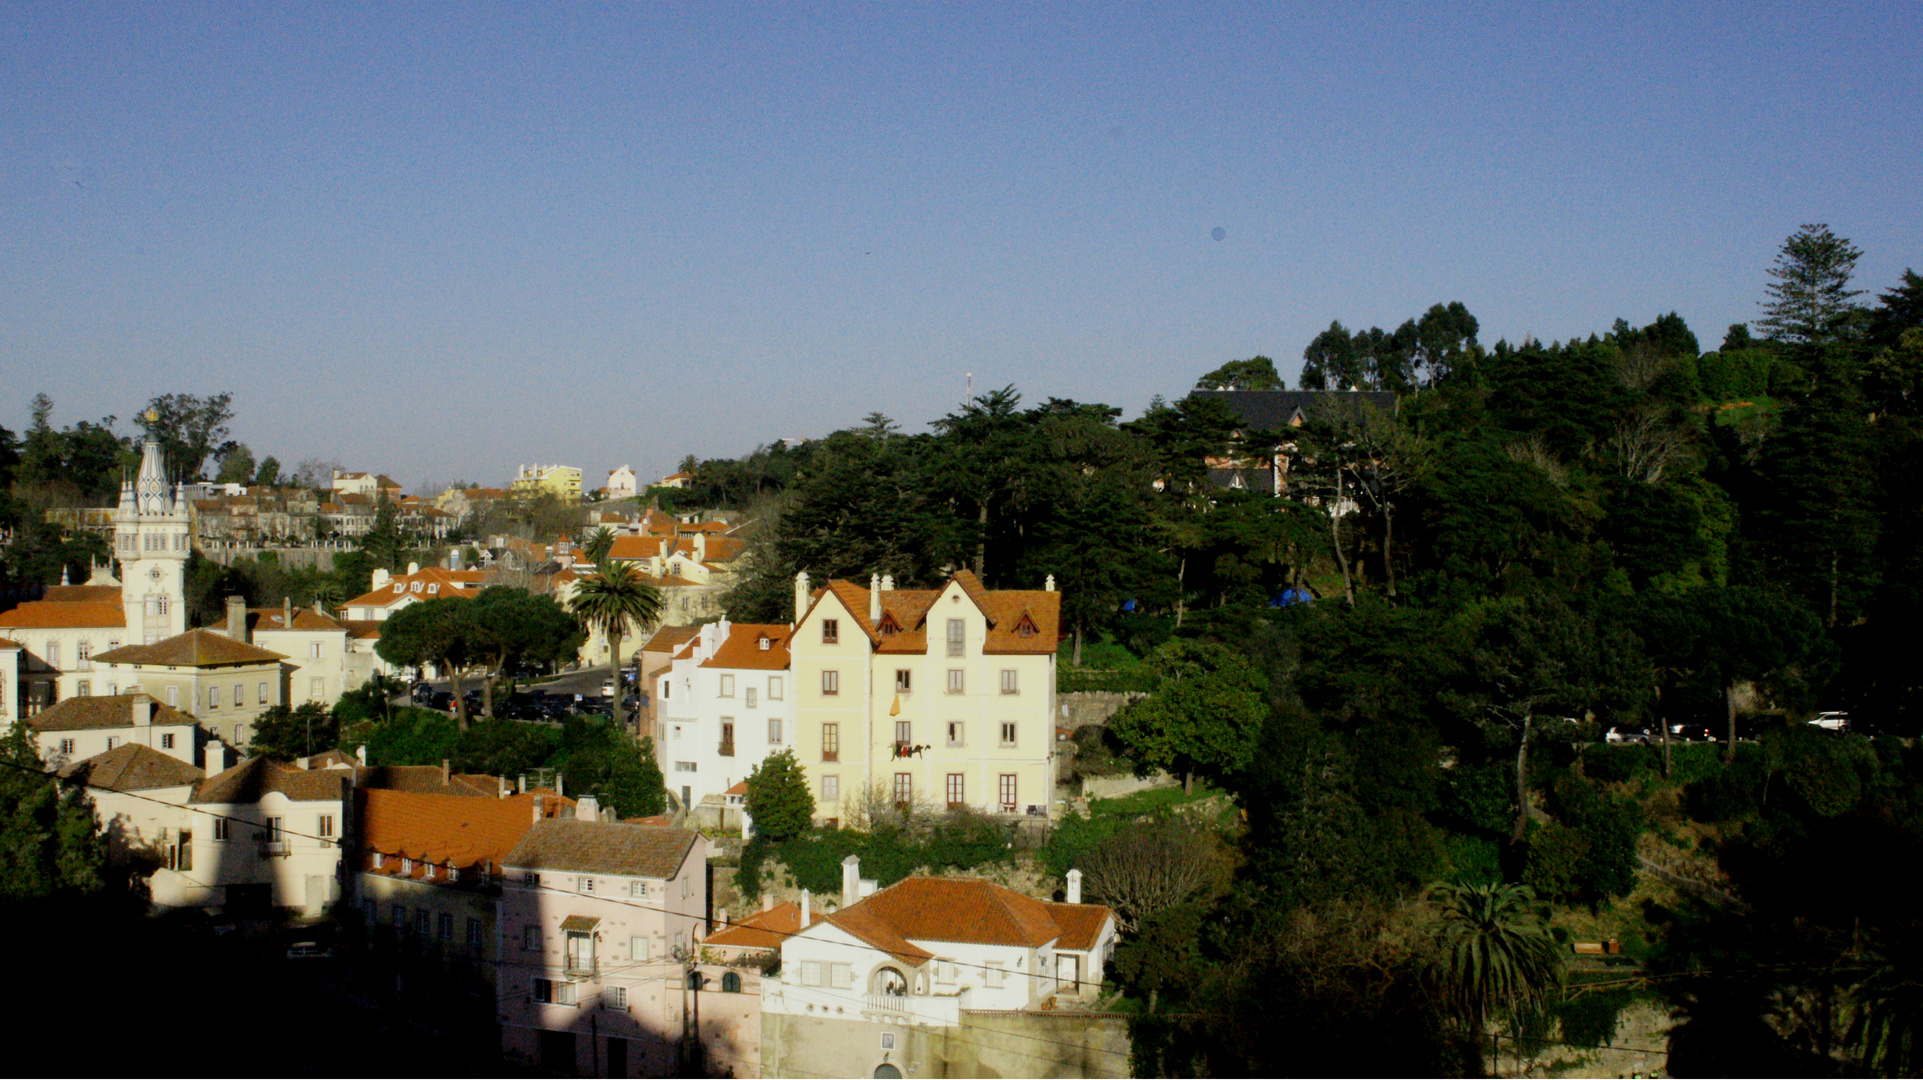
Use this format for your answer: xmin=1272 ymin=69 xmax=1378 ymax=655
xmin=654 ymin=618 xmax=794 ymax=814
xmin=58 ymin=741 xmax=204 ymax=866
xmin=92 ymin=626 xmax=286 ymax=749
xmin=26 ymin=692 xmax=202 ymax=770
xmin=606 ymin=464 xmax=638 ymax=500
xmin=497 ymin=816 xmax=711 ymax=1076
xmin=338 ymin=563 xmax=488 ymax=622
xmin=149 ymin=756 xmax=351 ymax=912
xmin=762 ymin=860 xmax=1120 ymax=1079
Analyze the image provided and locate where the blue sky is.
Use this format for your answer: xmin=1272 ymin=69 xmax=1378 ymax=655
xmin=3 ymin=2 xmax=1918 ymax=490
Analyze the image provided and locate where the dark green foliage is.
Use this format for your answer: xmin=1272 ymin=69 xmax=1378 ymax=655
xmin=738 ymin=812 xmax=1014 ymax=899
xmin=1108 ymin=640 xmax=1268 ymax=788
xmin=249 ymin=703 xmax=337 ymax=761
xmin=0 ymin=722 xmax=109 ymax=900
xmin=744 ymin=749 xmax=814 ymax=842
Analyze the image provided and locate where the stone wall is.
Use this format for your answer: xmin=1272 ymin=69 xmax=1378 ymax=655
xmin=1055 ymin=691 xmax=1148 ymax=728
xmin=764 ymin=1009 xmax=1131 ymax=1079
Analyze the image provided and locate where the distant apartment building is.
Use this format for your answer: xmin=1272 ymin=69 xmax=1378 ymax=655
xmin=511 ymin=464 xmax=583 ymax=504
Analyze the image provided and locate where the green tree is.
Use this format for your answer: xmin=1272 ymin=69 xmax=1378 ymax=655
xmin=249 ymin=702 xmax=337 ymax=761
xmin=376 ymin=598 xmax=482 ymax=728
xmin=136 ymin=392 xmax=236 ymax=483
xmin=1194 ymin=355 xmax=1285 ymax=391
xmin=1757 ymin=223 xmax=1865 ymax=346
xmin=468 ymin=587 xmax=584 ymax=715
xmin=1109 ymin=641 xmax=1268 ymax=792
xmin=214 ymin=443 xmax=257 ymax=486
xmin=1433 ymin=881 xmax=1562 ymax=1040
xmin=0 ymin=722 xmax=108 ymax=899
xmin=581 ymin=526 xmax=617 ymax=563
xmin=744 ymin=748 xmax=814 ymax=841
xmin=253 ymin=455 xmax=281 ymax=487
xmin=568 ymin=558 xmax=662 ymax=722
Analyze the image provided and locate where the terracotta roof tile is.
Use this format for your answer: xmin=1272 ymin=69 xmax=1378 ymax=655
xmin=28 ymin=694 xmax=197 ymax=732
xmin=700 ymin=623 xmax=791 ymax=671
xmin=41 ymin=585 xmax=121 ymax=605
xmin=94 ymin=628 xmax=285 ymax=668
xmin=1044 ymin=902 xmax=1113 ymax=951
xmin=248 ymin=607 xmax=345 ymax=632
xmin=193 ymin=758 xmax=350 ymax=804
xmin=59 ymin=743 xmax=204 ymax=791
xmin=358 ymin=788 xmax=548 ymax=870
xmin=705 ymin=901 xmax=824 ymax=950
xmin=0 ymin=637 xmax=23 ymax=649
xmin=642 ymin=625 xmax=701 ymax=654
xmin=824 ymin=877 xmax=1114 ymax=960
xmin=503 ymin=819 xmax=699 ymax=878
xmin=0 ymin=601 xmax=127 ymax=629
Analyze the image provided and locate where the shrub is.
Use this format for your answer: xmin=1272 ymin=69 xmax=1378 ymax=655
xmin=1523 ymin=823 xmax=1589 ymax=903
xmin=1444 ymin=834 xmax=1503 ymax=886
xmin=1443 ymin=763 xmax=1513 ymax=836
xmin=745 ymin=749 xmax=815 ymax=842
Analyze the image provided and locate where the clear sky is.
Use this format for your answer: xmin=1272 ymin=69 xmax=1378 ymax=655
xmin=3 ymin=2 xmax=1918 ymax=491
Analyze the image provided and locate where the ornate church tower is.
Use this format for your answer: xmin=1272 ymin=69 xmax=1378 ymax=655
xmin=115 ymin=422 xmax=190 ymax=643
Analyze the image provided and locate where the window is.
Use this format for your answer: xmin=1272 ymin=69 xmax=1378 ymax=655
xmin=947 ymin=669 xmax=964 ymax=693
xmin=76 ymin=641 xmax=92 ymax=671
xmin=1001 ymin=669 xmax=1018 ymax=694
xmin=317 ymin=814 xmax=335 ymax=839
xmin=257 ymin=682 xmax=268 ymax=704
xmin=821 ymin=619 xmax=838 ymax=644
xmin=579 ymin=876 xmax=595 ymax=894
xmin=605 ymin=986 xmax=628 ymax=1009
xmin=310 ymin=642 xmax=323 ymax=659
xmin=768 ymin=675 xmax=784 ymax=700
xmin=745 ymin=687 xmax=757 ymax=708
xmin=720 ymin=721 xmax=734 ymax=754
xmin=894 ymin=773 xmax=912 ymax=806
xmin=104 ymin=735 xmax=118 ymax=750
xmin=629 ymin=882 xmax=647 ymax=899
xmin=532 ymin=978 xmax=553 ymax=1003
xmin=821 ymin=670 xmax=839 ymax=695
xmin=213 ymin=818 xmax=229 ymax=841
xmin=1000 ymin=774 xmax=1018 ymax=812
xmin=524 ymin=872 xmax=541 ymax=885
xmin=58 ymin=738 xmax=76 ymax=756
xmin=768 ymin=717 xmax=783 ymax=744
xmin=524 ymin=926 xmax=542 ymax=951
xmin=630 ymin=935 xmax=650 ymax=961
xmin=821 ymin=775 xmax=839 ymax=802
xmin=78 ymin=681 xmax=92 ymax=698
xmin=894 ymin=720 xmax=911 ymax=747
xmin=947 ymin=773 xmax=964 ymax=806
xmin=719 ymin=674 xmax=735 ymax=697
xmin=800 ymin=961 xmax=822 ymax=986
xmin=682 ymin=874 xmax=691 ymax=898
xmin=555 ymin=982 xmax=576 ymax=1005
xmin=437 ymin=912 xmax=453 ymax=940
xmin=427 ymin=584 xmax=438 ymax=595
xmin=675 ymin=761 xmax=697 ymax=773
xmin=45 ymin=642 xmax=59 ymax=668
xmin=166 ymin=686 xmax=178 ymax=708
xmin=467 ymin=917 xmax=483 ymax=952
xmin=831 ymin=963 xmax=854 ymax=988
xmin=722 ymin=971 xmax=742 ymax=993
xmin=208 ymin=685 xmax=220 ymax=710
xmin=895 ymin=669 xmax=912 ymax=693
xmin=947 ymin=721 xmax=964 ymax=747
xmin=986 ymin=961 xmax=1007 ymax=988
xmin=821 ymin=723 xmax=839 ymax=761
xmin=394 ymin=905 xmax=407 ymax=929
xmin=233 ymin=683 xmax=245 ymax=706
xmin=234 ymin=724 xmax=248 ymax=745
xmin=415 ymin=910 xmax=430 ymax=935
xmin=659 ymin=681 xmax=670 ymax=700
xmin=1001 ymin=722 xmax=1017 ymax=747
xmin=363 ymin=899 xmax=377 ymax=926
xmin=946 ymin=618 xmax=965 ymax=657
xmin=161 ymin=733 xmax=175 ymax=750
xmin=261 ymin=816 xmax=282 ymax=847
xmin=882 ymin=1032 xmax=898 ymax=1050
xmin=309 ymin=677 xmax=324 ymax=700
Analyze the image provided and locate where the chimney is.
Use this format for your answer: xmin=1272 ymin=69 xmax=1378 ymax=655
xmin=695 ymin=532 xmax=707 ymax=561
xmin=131 ymin=694 xmax=153 ymax=727
xmin=406 ymin=561 xmax=419 ymax=575
xmin=356 ymin=744 xmax=367 ymax=765
xmin=1045 ymin=574 xmax=1056 ymax=592
xmin=225 ymin=595 xmax=248 ymax=643
xmin=881 ymin=573 xmax=894 ymax=592
xmin=441 ymin=759 xmax=450 ymax=786
xmin=371 ymin=567 xmax=390 ymax=590
xmin=868 ymin=575 xmax=881 ymax=624
xmin=532 ymin=795 xmax=545 ymax=823
xmin=762 ymin=893 xmax=774 ymax=913
xmin=577 ymin=795 xmax=599 ymax=823
xmin=518 ymin=773 xmax=526 ymax=793
xmin=206 ymin=739 xmax=228 ymax=772
xmin=498 ymin=775 xmax=509 ymax=799
xmin=842 ymin=854 xmax=861 ymax=909
xmin=800 ymin=889 xmax=810 ymax=925
xmin=555 ymin=773 xmax=564 ymax=798
xmin=794 ymin=571 xmax=810 ymax=625
xmin=283 ymin=596 xmax=293 ymax=629
xmin=1066 ymin=868 xmax=1083 ymax=905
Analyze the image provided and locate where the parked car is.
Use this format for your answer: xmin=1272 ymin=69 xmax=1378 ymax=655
xmin=600 ymin=678 xmax=616 ymax=697
xmin=1811 ymin=711 xmax=1849 ymax=732
xmin=1604 ymin=725 xmax=1650 ymax=744
xmin=1670 ymin=722 xmax=1717 ymax=742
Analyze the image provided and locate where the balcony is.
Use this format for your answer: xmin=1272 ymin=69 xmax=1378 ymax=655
xmin=565 ymin=955 xmax=599 ymax=978
xmin=821 ymin=751 xmax=839 ymax=763
xmin=717 ymin=741 xmax=735 ymax=757
xmin=864 ymin=992 xmax=910 ymax=1014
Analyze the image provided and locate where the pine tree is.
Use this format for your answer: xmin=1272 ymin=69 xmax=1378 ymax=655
xmin=1757 ymin=224 xmax=1864 ymax=346
xmin=744 ymin=749 xmax=814 ymax=841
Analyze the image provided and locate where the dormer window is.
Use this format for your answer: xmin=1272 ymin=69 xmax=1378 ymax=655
xmin=758 ymin=637 xmax=770 ymax=651
xmin=428 ymin=584 xmax=439 ymax=594
xmin=393 ymin=584 xmax=405 ymax=594
xmin=411 ymin=582 xmax=423 ymax=593
xmin=878 ymin=613 xmax=901 ymax=636
xmin=1015 ymin=613 xmax=1038 ymax=638
xmin=402 ymin=857 xmax=413 ymax=875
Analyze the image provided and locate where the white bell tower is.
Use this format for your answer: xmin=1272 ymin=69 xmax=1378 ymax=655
xmin=115 ymin=418 xmax=190 ymax=643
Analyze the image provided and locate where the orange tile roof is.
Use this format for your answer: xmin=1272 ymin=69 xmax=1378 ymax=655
xmin=248 ymin=607 xmax=345 ymax=632
xmin=341 ymin=567 xmax=486 ymax=609
xmin=704 ymin=901 xmax=824 ymax=951
xmin=641 ymin=624 xmax=701 ymax=654
xmin=29 ymin=694 xmax=198 ymax=732
xmin=60 ymin=742 xmax=203 ymax=791
xmin=42 ymin=585 xmax=121 ymax=605
xmin=358 ymin=787 xmax=549 ymax=870
xmin=0 ymin=637 xmax=21 ymax=649
xmin=825 ymin=877 xmax=1114 ymax=961
xmin=194 ymin=758 xmax=351 ymax=804
xmin=803 ymin=574 xmax=1060 ymax=656
xmin=503 ymin=819 xmax=700 ymax=878
xmin=94 ymin=628 xmax=285 ymax=668
xmin=0 ymin=601 xmax=127 ymax=629
xmin=701 ymin=623 xmax=792 ymax=671
xmin=342 ymin=619 xmax=382 ymax=640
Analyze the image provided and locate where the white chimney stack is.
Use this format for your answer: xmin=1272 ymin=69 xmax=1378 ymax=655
xmin=577 ymin=795 xmax=599 ymax=823
xmin=1066 ymin=868 xmax=1083 ymax=905
xmin=1045 ymin=574 xmax=1056 ymax=592
xmin=869 ymin=574 xmax=881 ymax=623
xmin=842 ymin=854 xmax=861 ymax=909
xmin=800 ymin=889 xmax=810 ymax=925
xmin=794 ymin=571 xmax=811 ymax=625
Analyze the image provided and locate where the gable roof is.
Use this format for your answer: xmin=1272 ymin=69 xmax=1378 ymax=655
xmin=701 ymin=623 xmax=792 ymax=671
xmin=0 ymin=601 xmax=127 ymax=629
xmin=341 ymin=567 xmax=487 ymax=609
xmin=502 ymin=819 xmax=699 ymax=878
xmin=59 ymin=743 xmax=204 ymax=791
xmin=248 ymin=607 xmax=345 ymax=633
xmin=705 ymin=901 xmax=824 ymax=951
xmin=357 ymin=788 xmax=550 ymax=870
xmin=193 ymin=758 xmax=351 ymax=804
xmin=801 ymin=572 xmax=1060 ymax=656
xmin=821 ymin=877 xmax=1115 ymax=962
xmin=94 ymin=628 xmax=285 ymax=668
xmin=641 ymin=624 xmax=702 ymax=654
xmin=28 ymin=694 xmax=197 ymax=732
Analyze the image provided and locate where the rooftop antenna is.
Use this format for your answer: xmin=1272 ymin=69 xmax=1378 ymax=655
xmin=966 ymin=371 xmax=972 ymax=404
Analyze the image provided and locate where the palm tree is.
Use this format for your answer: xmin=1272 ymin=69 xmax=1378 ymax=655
xmin=1433 ymin=881 xmax=1563 ymax=1051
xmin=1848 ymin=950 xmax=1923 ymax=1076
xmin=582 ymin=525 xmax=617 ymax=564
xmin=568 ymin=558 xmax=662 ymax=720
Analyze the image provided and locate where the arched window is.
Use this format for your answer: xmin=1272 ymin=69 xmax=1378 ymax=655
xmin=686 ymin=971 xmax=705 ymax=990
xmin=721 ymin=971 xmax=741 ymax=993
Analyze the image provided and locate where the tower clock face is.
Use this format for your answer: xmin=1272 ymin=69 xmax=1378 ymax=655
xmin=148 ymin=567 xmax=162 ymax=581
